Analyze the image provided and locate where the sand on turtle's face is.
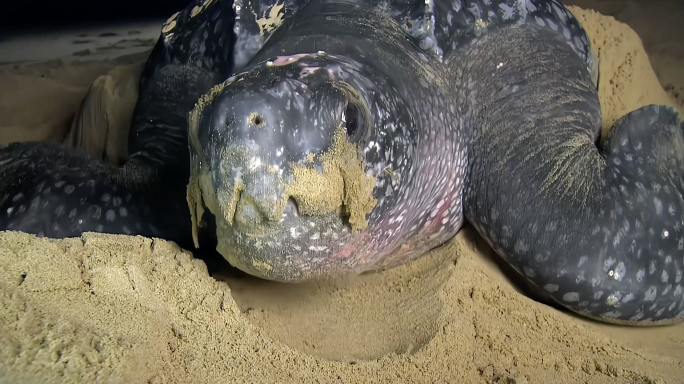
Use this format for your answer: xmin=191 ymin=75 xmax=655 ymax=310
xmin=1 ymin=3 xmax=684 ymax=383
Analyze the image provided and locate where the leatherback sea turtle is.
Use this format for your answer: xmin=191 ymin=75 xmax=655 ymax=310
xmin=1 ymin=0 xmax=683 ymax=326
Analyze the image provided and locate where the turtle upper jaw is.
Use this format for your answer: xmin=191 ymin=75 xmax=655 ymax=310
xmin=216 ymin=202 xmax=357 ymax=282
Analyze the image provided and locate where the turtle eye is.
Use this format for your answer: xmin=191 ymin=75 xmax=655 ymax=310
xmin=343 ymin=102 xmax=361 ymax=138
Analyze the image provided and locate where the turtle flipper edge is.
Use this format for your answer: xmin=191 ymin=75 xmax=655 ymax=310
xmin=460 ymin=21 xmax=684 ymax=325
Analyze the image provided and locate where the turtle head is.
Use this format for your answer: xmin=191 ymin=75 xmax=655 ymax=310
xmin=188 ymin=53 xmax=395 ymax=282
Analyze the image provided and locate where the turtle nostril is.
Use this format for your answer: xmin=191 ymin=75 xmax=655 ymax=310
xmin=248 ymin=111 xmax=266 ymax=127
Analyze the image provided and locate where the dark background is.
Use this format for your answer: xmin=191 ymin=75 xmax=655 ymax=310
xmin=0 ymin=0 xmax=613 ymax=33
xmin=0 ymin=0 xmax=191 ymax=33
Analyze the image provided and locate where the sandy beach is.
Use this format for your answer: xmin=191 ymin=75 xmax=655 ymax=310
xmin=1 ymin=2 xmax=683 ymax=383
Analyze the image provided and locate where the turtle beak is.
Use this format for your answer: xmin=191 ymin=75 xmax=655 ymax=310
xmin=229 ymin=167 xmax=289 ymax=233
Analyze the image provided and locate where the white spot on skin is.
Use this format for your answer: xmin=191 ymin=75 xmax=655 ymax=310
xmin=90 ymin=206 xmax=101 ymax=220
xmin=577 ymin=255 xmax=588 ymax=267
xmin=662 ymin=270 xmax=669 ymax=283
xmin=29 ymin=197 xmax=40 ymax=210
xmin=101 ymin=194 xmax=111 ymax=204
xmin=636 ymin=268 xmax=645 ymax=282
xmin=523 ymin=267 xmax=535 ymax=277
xmin=499 ymin=3 xmax=514 ymax=20
xmin=643 ymin=286 xmax=657 ymax=302
xmin=621 ymin=293 xmax=635 ymax=303
xmin=603 ymin=257 xmax=616 ymax=271
xmin=654 ymin=197 xmax=663 ymax=215
xmin=105 ymin=210 xmax=116 ymax=222
xmin=546 ymin=18 xmax=558 ymax=31
xmin=544 ymin=284 xmax=559 ymax=293
xmin=563 ymin=292 xmax=579 ymax=302
xmin=601 ymin=311 xmax=622 ymax=319
xmin=673 ymin=285 xmax=682 ymax=296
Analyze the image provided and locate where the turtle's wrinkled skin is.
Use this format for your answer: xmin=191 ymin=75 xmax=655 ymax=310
xmin=1 ymin=0 xmax=683 ymax=325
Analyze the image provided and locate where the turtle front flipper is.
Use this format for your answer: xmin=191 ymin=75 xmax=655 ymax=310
xmin=458 ymin=22 xmax=684 ymax=325
xmin=0 ymin=0 xmax=235 ymax=250
xmin=0 ymin=141 xmax=192 ymax=247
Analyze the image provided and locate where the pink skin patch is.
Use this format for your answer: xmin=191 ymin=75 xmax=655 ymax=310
xmin=331 ymin=243 xmax=356 ymax=259
xmin=422 ymin=193 xmax=453 ymax=233
xmin=272 ymin=53 xmax=312 ymax=66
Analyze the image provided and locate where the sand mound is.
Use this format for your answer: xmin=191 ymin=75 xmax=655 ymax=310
xmin=569 ymin=4 xmax=684 ymax=136
xmin=568 ymin=0 xmax=684 ymax=113
xmin=0 ymin=52 xmax=147 ymax=165
xmin=1 ymin=5 xmax=684 ymax=384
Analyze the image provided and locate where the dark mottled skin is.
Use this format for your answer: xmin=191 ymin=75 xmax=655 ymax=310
xmin=1 ymin=0 xmax=683 ymax=325
xmin=458 ymin=25 xmax=684 ymax=325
